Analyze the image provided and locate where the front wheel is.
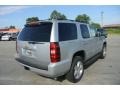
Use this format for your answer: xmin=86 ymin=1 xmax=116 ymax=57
xmin=100 ymin=45 xmax=107 ymax=59
xmin=66 ymin=56 xmax=84 ymax=83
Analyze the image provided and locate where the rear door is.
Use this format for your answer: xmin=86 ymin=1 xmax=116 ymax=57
xmin=58 ymin=22 xmax=79 ymax=62
xmin=17 ymin=22 xmax=52 ymax=70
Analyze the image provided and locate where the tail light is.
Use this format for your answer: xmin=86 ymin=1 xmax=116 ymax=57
xmin=50 ymin=42 xmax=61 ymax=63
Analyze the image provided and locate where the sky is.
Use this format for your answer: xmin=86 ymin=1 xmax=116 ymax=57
xmin=0 ymin=5 xmax=120 ymax=29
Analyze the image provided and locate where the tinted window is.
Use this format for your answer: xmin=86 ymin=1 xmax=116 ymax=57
xmin=80 ymin=24 xmax=90 ymax=38
xmin=18 ymin=22 xmax=52 ymax=42
xmin=89 ymin=27 xmax=96 ymax=37
xmin=58 ymin=23 xmax=77 ymax=41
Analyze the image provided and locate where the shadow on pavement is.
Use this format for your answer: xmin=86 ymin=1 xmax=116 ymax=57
xmin=36 ymin=58 xmax=100 ymax=83
xmin=84 ymin=58 xmax=99 ymax=69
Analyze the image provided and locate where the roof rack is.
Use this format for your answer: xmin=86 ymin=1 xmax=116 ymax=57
xmin=26 ymin=19 xmax=87 ymax=25
xmin=66 ymin=19 xmax=76 ymax=21
xmin=51 ymin=19 xmax=76 ymax=22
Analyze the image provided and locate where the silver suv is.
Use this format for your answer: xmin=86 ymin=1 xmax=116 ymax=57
xmin=15 ymin=20 xmax=107 ymax=83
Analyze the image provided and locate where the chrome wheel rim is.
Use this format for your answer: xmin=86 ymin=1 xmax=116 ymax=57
xmin=103 ymin=47 xmax=106 ymax=57
xmin=74 ymin=61 xmax=83 ymax=79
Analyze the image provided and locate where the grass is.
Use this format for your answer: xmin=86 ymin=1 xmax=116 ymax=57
xmin=106 ymin=28 xmax=120 ymax=35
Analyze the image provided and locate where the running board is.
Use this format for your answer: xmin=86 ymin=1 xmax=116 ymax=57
xmin=83 ymin=53 xmax=101 ymax=69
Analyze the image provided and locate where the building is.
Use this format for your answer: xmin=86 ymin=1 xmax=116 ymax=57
xmin=103 ymin=24 xmax=120 ymax=29
xmin=0 ymin=28 xmax=19 ymax=34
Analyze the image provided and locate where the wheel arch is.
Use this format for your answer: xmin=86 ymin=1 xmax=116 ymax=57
xmin=72 ymin=50 xmax=86 ymax=62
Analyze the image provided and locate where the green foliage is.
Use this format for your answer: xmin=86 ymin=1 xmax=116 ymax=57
xmin=90 ymin=22 xmax=101 ymax=29
xmin=26 ymin=17 xmax=39 ymax=23
xmin=106 ymin=28 xmax=120 ymax=34
xmin=75 ymin=14 xmax=90 ymax=24
xmin=50 ymin=10 xmax=67 ymax=20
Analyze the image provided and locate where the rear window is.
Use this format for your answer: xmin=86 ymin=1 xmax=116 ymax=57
xmin=58 ymin=23 xmax=77 ymax=41
xmin=18 ymin=22 xmax=52 ymax=42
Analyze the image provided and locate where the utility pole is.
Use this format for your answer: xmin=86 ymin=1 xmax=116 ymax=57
xmin=101 ymin=11 xmax=104 ymax=27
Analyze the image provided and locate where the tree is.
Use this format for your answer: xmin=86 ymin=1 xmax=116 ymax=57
xmin=9 ymin=25 xmax=15 ymax=29
xmin=60 ymin=14 xmax=67 ymax=20
xmin=90 ymin=22 xmax=101 ymax=29
xmin=26 ymin=17 xmax=39 ymax=23
xmin=50 ymin=10 xmax=67 ymax=20
xmin=75 ymin=14 xmax=90 ymax=24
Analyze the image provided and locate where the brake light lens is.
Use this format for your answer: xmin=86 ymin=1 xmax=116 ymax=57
xmin=50 ymin=42 xmax=60 ymax=63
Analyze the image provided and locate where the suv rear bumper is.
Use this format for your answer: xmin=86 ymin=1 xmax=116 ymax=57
xmin=15 ymin=54 xmax=71 ymax=78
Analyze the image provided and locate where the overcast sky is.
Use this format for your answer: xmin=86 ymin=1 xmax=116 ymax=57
xmin=0 ymin=5 xmax=120 ymax=29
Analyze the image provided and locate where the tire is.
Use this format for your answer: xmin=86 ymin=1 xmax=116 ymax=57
xmin=100 ymin=45 xmax=107 ymax=59
xmin=66 ymin=56 xmax=84 ymax=83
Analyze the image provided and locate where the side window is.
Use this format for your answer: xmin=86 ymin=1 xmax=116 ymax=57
xmin=80 ymin=24 xmax=90 ymax=38
xmin=58 ymin=23 xmax=77 ymax=41
xmin=89 ymin=26 xmax=96 ymax=37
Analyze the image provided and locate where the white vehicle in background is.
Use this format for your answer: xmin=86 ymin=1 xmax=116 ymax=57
xmin=1 ymin=33 xmax=18 ymax=41
xmin=1 ymin=33 xmax=11 ymax=41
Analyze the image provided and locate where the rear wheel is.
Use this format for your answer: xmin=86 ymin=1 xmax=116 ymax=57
xmin=66 ymin=56 xmax=84 ymax=83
